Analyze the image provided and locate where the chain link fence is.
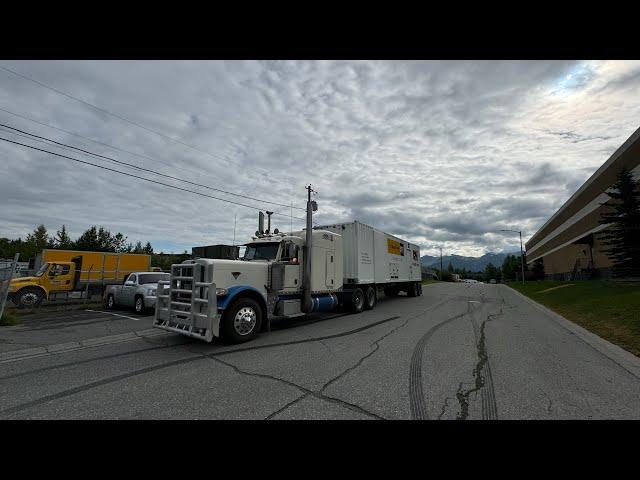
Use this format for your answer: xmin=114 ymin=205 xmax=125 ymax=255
xmin=0 ymin=254 xmax=19 ymax=319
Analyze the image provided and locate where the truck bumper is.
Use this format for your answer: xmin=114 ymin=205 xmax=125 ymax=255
xmin=153 ymin=274 xmax=219 ymax=343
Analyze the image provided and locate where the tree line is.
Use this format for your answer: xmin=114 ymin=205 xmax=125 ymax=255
xmin=433 ymin=252 xmax=545 ymax=283
xmin=0 ymin=224 xmax=154 ymax=261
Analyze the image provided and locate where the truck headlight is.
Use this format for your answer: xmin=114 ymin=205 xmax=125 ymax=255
xmin=148 ymin=289 xmax=157 ymax=296
xmin=215 ymin=288 xmax=228 ymax=296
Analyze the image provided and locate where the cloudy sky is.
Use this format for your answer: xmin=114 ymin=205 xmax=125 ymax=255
xmin=1 ymin=60 xmax=639 ymax=257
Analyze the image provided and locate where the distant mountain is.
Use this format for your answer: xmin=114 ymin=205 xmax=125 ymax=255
xmin=421 ymin=251 xmax=519 ymax=272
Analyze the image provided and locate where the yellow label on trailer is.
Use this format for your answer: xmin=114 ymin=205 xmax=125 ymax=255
xmin=387 ymin=239 xmax=404 ymax=256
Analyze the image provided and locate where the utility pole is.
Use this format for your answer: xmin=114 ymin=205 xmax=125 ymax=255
xmin=233 ymin=213 xmax=237 ymax=246
xmin=519 ymin=230 xmax=525 ymax=286
xmin=439 ymin=246 xmax=443 ymax=281
xmin=500 ymin=229 xmax=525 ymax=285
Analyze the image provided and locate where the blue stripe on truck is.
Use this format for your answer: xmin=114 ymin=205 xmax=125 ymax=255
xmin=216 ymin=285 xmax=265 ymax=310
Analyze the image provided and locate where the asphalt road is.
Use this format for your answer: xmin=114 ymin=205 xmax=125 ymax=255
xmin=1 ymin=283 xmax=639 ymax=419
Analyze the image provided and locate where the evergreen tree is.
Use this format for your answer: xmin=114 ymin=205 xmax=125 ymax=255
xmin=132 ymin=241 xmax=144 ymax=254
xmin=55 ymin=225 xmax=73 ymax=249
xmin=532 ymin=258 xmax=545 ymax=280
xmin=447 ymin=261 xmax=454 ymax=273
xmin=598 ymin=167 xmax=640 ymax=277
xmin=143 ymin=241 xmax=154 ymax=255
xmin=111 ymin=232 xmax=129 ymax=253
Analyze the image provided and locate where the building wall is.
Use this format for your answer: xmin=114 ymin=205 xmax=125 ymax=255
xmin=525 ymin=125 xmax=640 ymax=277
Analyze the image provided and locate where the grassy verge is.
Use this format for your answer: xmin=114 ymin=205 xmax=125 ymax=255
xmin=0 ymin=309 xmax=20 ymax=326
xmin=506 ymin=280 xmax=640 ymax=357
xmin=422 ymin=279 xmax=441 ymax=285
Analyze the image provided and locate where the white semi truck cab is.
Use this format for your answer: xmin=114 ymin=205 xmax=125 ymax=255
xmin=154 ymin=218 xmax=422 ymax=344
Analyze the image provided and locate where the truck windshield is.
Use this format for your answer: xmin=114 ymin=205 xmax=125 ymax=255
xmin=34 ymin=262 xmax=49 ymax=277
xmin=138 ymin=273 xmax=170 ymax=284
xmin=243 ymin=243 xmax=279 ymax=261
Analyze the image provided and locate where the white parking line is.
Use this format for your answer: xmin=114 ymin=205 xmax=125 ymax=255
xmin=85 ymin=309 xmax=140 ymax=321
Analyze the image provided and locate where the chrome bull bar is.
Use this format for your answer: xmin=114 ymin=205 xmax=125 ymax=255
xmin=153 ymin=261 xmax=219 ymax=342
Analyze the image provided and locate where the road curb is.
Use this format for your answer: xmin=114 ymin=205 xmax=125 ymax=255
xmin=502 ymin=285 xmax=640 ymax=379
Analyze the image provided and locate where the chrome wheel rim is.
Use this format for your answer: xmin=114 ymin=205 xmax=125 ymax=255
xmin=135 ymin=298 xmax=142 ymax=312
xmin=108 ymin=296 xmax=114 ymax=308
xmin=22 ymin=292 xmax=38 ymax=306
xmin=233 ymin=307 xmax=257 ymax=336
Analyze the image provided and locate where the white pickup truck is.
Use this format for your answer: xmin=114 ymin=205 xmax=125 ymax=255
xmin=104 ymin=272 xmax=170 ymax=313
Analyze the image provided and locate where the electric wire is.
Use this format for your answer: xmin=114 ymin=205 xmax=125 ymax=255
xmin=0 ymin=136 xmax=306 ymax=221
xmin=0 ymin=122 xmax=306 ymax=211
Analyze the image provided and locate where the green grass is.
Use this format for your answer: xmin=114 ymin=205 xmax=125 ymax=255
xmin=0 ymin=309 xmax=20 ymax=326
xmin=422 ymin=279 xmax=441 ymax=285
xmin=507 ymin=280 xmax=640 ymax=357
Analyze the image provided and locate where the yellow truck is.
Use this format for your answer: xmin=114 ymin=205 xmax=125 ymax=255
xmin=8 ymin=249 xmax=151 ymax=308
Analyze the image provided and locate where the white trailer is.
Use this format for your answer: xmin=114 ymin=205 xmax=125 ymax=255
xmin=315 ymin=220 xmax=422 ymax=291
xmin=154 ymin=202 xmax=422 ymax=344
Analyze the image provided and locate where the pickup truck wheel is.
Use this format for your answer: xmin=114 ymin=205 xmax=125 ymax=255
xmin=134 ymin=296 xmax=145 ymax=314
xmin=349 ymin=288 xmax=365 ymax=313
xmin=105 ymin=294 xmax=115 ymax=309
xmin=364 ymin=286 xmax=376 ymax=310
xmin=407 ymin=282 xmax=418 ymax=298
xmin=17 ymin=287 xmax=44 ymax=308
xmin=221 ymin=298 xmax=262 ymax=344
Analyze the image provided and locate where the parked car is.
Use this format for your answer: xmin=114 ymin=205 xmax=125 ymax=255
xmin=489 ymin=279 xmax=496 ymax=284
xmin=104 ymin=272 xmax=169 ymax=313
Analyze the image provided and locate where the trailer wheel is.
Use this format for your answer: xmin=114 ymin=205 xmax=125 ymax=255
xmin=16 ymin=287 xmax=44 ymax=308
xmin=349 ymin=288 xmax=365 ymax=313
xmin=407 ymin=282 xmax=418 ymax=298
xmin=364 ymin=286 xmax=376 ymax=310
xmin=221 ymin=298 xmax=263 ymax=344
xmin=418 ymin=283 xmax=423 ymax=296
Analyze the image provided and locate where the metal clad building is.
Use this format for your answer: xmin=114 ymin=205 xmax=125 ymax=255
xmin=525 ymin=126 xmax=640 ymax=279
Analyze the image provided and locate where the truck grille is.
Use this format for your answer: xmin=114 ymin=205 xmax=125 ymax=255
xmin=154 ymin=261 xmax=218 ymax=342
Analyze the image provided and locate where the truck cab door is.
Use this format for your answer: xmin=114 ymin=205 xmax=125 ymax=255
xmin=280 ymin=242 xmax=301 ymax=291
xmin=47 ymin=263 xmax=73 ymax=293
xmin=122 ymin=273 xmax=138 ymax=306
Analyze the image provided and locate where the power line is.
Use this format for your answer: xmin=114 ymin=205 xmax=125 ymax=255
xmin=0 ymin=122 xmax=306 ymax=211
xmin=0 ymin=136 xmax=306 ymax=221
xmin=0 ymin=106 xmax=299 ymax=208
xmin=0 ymin=65 xmax=299 ymax=188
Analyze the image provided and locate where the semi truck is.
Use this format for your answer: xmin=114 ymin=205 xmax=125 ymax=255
xmin=154 ymin=197 xmax=421 ymax=344
xmin=8 ymin=249 xmax=151 ymax=308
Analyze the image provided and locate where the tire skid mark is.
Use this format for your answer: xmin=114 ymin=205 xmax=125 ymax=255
xmin=456 ymin=307 xmax=503 ymax=420
xmin=409 ymin=310 xmax=468 ymax=420
xmin=0 ymin=312 xmax=410 ymax=417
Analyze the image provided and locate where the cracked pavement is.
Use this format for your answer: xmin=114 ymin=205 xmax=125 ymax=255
xmin=1 ymin=282 xmax=640 ymax=419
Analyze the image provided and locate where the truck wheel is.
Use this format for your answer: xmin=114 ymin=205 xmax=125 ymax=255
xmin=134 ymin=296 xmax=145 ymax=314
xmin=418 ymin=283 xmax=423 ymax=296
xmin=349 ymin=288 xmax=365 ymax=313
xmin=17 ymin=287 xmax=44 ymax=308
xmin=105 ymin=294 xmax=115 ymax=310
xmin=407 ymin=282 xmax=418 ymax=297
xmin=221 ymin=298 xmax=263 ymax=344
xmin=364 ymin=286 xmax=376 ymax=310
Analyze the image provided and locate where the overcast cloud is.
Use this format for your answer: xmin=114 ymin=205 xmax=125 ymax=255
xmin=1 ymin=60 xmax=639 ymax=256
